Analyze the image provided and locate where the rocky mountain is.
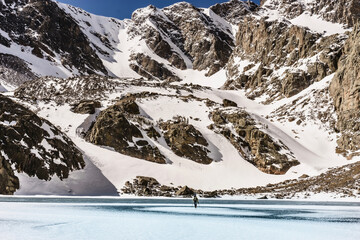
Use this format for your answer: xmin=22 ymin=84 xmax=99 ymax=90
xmin=0 ymin=94 xmax=85 ymax=194
xmin=0 ymin=0 xmax=359 ymax=198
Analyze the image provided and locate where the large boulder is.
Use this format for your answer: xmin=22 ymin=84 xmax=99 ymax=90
xmin=175 ymin=185 xmax=195 ymax=196
xmin=86 ymin=100 xmax=166 ymax=164
xmin=70 ymin=100 xmax=101 ymax=114
xmin=160 ymin=118 xmax=213 ymax=164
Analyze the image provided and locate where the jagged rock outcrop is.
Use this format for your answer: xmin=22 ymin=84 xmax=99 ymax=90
xmin=129 ymin=2 xmax=235 ymax=77
xmin=160 ymin=117 xmax=213 ymax=164
xmin=223 ymin=99 xmax=237 ymax=107
xmin=129 ymin=5 xmax=188 ymax=71
xmin=210 ymin=108 xmax=299 ymax=174
xmin=175 ymin=185 xmax=195 ymax=196
xmin=86 ymin=98 xmax=166 ymax=164
xmin=163 ymin=2 xmax=234 ymax=76
xmin=130 ymin=53 xmax=180 ymax=82
xmin=70 ymin=100 xmax=101 ymax=114
xmin=0 ymin=155 xmax=19 ymax=195
xmin=0 ymin=0 xmax=107 ymax=75
xmin=224 ymin=17 xmax=345 ymax=101
xmin=0 ymin=94 xmax=85 ymax=194
xmin=330 ymin=24 xmax=360 ymax=158
xmin=210 ymin=0 xmax=259 ymax=24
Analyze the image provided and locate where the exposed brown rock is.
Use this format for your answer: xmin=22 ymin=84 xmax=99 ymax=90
xmin=0 ymin=0 xmax=107 ymax=75
xmin=210 ymin=109 xmax=299 ymax=174
xmin=160 ymin=117 xmax=213 ymax=164
xmin=70 ymin=100 xmax=101 ymax=114
xmin=86 ymin=100 xmax=166 ymax=164
xmin=0 ymin=155 xmax=19 ymax=195
xmin=0 ymin=94 xmax=85 ymax=194
xmin=130 ymin=53 xmax=180 ymax=82
xmin=222 ymin=98 xmax=237 ymax=107
xmin=330 ymin=24 xmax=360 ymax=156
xmin=210 ymin=0 xmax=259 ymax=24
xmin=0 ymin=53 xmax=37 ymax=88
xmin=261 ymin=0 xmax=360 ymax=27
xmin=224 ymin=16 xmax=345 ymax=102
xmin=175 ymin=185 xmax=195 ymax=196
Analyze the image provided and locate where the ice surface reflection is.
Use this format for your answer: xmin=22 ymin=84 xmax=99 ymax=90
xmin=0 ymin=197 xmax=359 ymax=240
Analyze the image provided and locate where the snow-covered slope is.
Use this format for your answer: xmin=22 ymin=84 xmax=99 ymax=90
xmin=13 ymin=74 xmax=356 ymax=193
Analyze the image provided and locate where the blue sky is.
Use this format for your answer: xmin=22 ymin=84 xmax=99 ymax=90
xmin=58 ymin=0 xmax=261 ymax=19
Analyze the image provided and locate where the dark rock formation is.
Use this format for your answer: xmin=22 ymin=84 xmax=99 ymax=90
xmin=224 ymin=17 xmax=345 ymax=101
xmin=86 ymin=99 xmax=166 ymax=164
xmin=160 ymin=117 xmax=213 ymax=164
xmin=70 ymin=100 xmax=101 ymax=114
xmin=129 ymin=2 xmax=235 ymax=77
xmin=130 ymin=53 xmax=180 ymax=82
xmin=0 ymin=155 xmax=19 ymax=195
xmin=164 ymin=2 xmax=234 ymax=76
xmin=0 ymin=0 xmax=107 ymax=75
xmin=175 ymin=185 xmax=195 ymax=196
xmin=330 ymin=24 xmax=360 ymax=158
xmin=235 ymin=160 xmax=360 ymax=199
xmin=0 ymin=94 xmax=85 ymax=194
xmin=210 ymin=0 xmax=259 ymax=24
xmin=210 ymin=109 xmax=299 ymax=174
xmin=222 ymin=98 xmax=237 ymax=107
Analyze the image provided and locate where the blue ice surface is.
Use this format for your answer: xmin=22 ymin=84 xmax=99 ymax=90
xmin=0 ymin=197 xmax=360 ymax=240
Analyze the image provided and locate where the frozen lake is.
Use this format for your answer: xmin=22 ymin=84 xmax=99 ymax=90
xmin=0 ymin=197 xmax=360 ymax=240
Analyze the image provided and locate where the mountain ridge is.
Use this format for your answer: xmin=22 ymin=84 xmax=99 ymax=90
xmin=0 ymin=0 xmax=359 ymax=198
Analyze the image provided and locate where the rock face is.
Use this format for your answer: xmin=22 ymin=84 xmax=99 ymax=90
xmin=210 ymin=0 xmax=258 ymax=24
xmin=70 ymin=100 xmax=101 ymax=114
xmin=210 ymin=109 xmax=299 ymax=174
xmin=0 ymin=94 xmax=85 ymax=194
xmin=0 ymin=155 xmax=19 ymax=195
xmin=160 ymin=117 xmax=213 ymax=164
xmin=130 ymin=53 xmax=180 ymax=82
xmin=175 ymin=185 xmax=195 ymax=196
xmin=261 ymin=0 xmax=360 ymax=27
xmin=0 ymin=0 xmax=107 ymax=75
xmin=223 ymin=99 xmax=237 ymax=107
xmin=129 ymin=2 xmax=235 ymax=77
xmin=330 ymin=24 xmax=360 ymax=158
xmin=224 ymin=17 xmax=345 ymax=101
xmin=86 ymin=98 xmax=167 ymax=164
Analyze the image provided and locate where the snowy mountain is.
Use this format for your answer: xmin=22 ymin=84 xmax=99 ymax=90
xmin=0 ymin=0 xmax=359 ymax=198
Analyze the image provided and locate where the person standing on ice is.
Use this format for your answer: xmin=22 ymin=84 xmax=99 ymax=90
xmin=193 ymin=194 xmax=199 ymax=208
